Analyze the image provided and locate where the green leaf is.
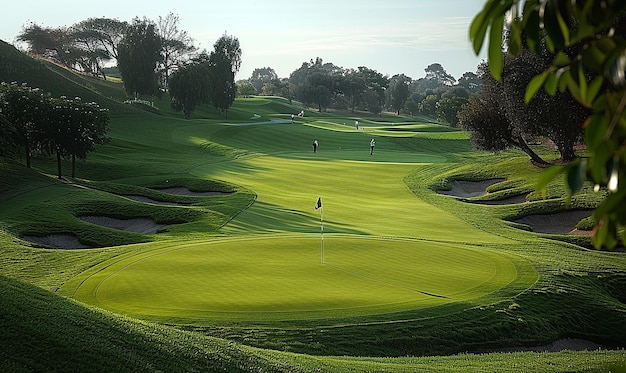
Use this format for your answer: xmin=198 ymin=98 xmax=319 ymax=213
xmin=525 ymin=71 xmax=549 ymax=103
xmin=536 ymin=165 xmax=564 ymax=199
xmin=553 ymin=51 xmax=570 ymax=67
xmin=545 ymin=71 xmax=558 ymax=95
xmin=585 ymin=76 xmax=604 ymax=107
xmin=470 ymin=9 xmax=489 ymax=54
xmin=566 ymin=159 xmax=586 ymax=194
xmin=488 ymin=14 xmax=505 ymax=81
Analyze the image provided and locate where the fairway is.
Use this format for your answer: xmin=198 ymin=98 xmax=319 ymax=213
xmin=63 ymin=235 xmax=534 ymax=323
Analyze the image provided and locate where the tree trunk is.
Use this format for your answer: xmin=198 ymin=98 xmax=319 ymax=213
xmin=25 ymin=140 xmax=31 ymax=168
xmin=56 ymin=148 xmax=63 ymax=179
xmin=71 ymin=154 xmax=76 ymax=178
xmin=514 ymin=135 xmax=551 ymax=167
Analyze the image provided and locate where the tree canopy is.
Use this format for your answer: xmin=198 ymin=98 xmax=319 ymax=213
xmin=117 ymin=18 xmax=163 ymax=97
xmin=470 ymin=0 xmax=626 ymax=249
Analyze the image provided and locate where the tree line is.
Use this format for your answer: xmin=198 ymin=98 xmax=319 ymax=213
xmin=237 ymin=61 xmax=481 ymax=127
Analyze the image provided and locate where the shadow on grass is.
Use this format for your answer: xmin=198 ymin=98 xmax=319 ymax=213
xmin=223 ymin=201 xmax=366 ymax=235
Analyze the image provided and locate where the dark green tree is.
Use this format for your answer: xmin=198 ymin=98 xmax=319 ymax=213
xmin=249 ymin=67 xmax=279 ymax=93
xmin=169 ymin=61 xmax=211 ymax=119
xmin=117 ymin=17 xmax=163 ymax=98
xmin=424 ymin=63 xmax=456 ymax=86
xmin=207 ymin=34 xmax=241 ymax=117
xmin=0 ymin=83 xmax=49 ymax=167
xmin=388 ymin=74 xmax=411 ymax=115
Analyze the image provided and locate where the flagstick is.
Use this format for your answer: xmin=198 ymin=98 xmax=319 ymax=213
xmin=320 ymin=205 xmax=324 ymax=264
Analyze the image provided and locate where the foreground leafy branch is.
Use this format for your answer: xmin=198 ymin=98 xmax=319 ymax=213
xmin=470 ymin=0 xmax=626 ymax=249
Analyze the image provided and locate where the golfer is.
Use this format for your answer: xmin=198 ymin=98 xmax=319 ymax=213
xmin=313 ymin=139 xmax=319 ymax=153
xmin=370 ymin=138 xmax=375 ymax=155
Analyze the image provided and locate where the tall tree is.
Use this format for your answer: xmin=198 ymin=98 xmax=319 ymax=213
xmin=169 ymin=59 xmax=211 ymax=119
xmin=0 ymin=83 xmax=49 ymax=167
xmin=388 ymin=74 xmax=411 ymax=115
xmin=117 ymin=17 xmax=163 ymax=98
xmin=208 ymin=34 xmax=241 ymax=117
xmin=424 ymin=63 xmax=456 ymax=86
xmin=70 ymin=18 xmax=128 ymax=78
xmin=249 ymin=67 xmax=278 ymax=93
xmin=156 ymin=12 xmax=196 ymax=90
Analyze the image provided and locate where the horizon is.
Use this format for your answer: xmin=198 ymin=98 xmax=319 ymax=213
xmin=2 ymin=0 xmax=487 ymax=81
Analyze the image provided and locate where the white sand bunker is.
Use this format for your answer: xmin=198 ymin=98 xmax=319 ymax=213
xmin=514 ymin=210 xmax=593 ymax=235
xmin=80 ymin=216 xmax=164 ymax=234
xmin=437 ymin=178 xmax=505 ymax=198
xmin=124 ymin=195 xmax=190 ymax=206
xmin=22 ymin=234 xmax=88 ymax=249
xmin=156 ymin=187 xmax=232 ymax=197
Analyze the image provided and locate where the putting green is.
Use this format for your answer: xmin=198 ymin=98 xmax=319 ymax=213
xmin=62 ymin=235 xmax=536 ymax=324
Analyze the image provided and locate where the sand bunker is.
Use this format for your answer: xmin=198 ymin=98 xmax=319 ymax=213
xmin=513 ymin=210 xmax=593 ymax=235
xmin=80 ymin=216 xmax=164 ymax=234
xmin=437 ymin=178 xmax=505 ymax=198
xmin=21 ymin=234 xmax=88 ymax=249
xmin=472 ymin=194 xmax=527 ymax=205
xmin=124 ymin=195 xmax=190 ymax=206
xmin=156 ymin=187 xmax=232 ymax=197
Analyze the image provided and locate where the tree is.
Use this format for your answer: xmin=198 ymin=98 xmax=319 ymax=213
xmin=70 ymin=18 xmax=128 ymax=79
xmin=237 ymin=81 xmax=257 ymax=97
xmin=117 ymin=18 xmax=163 ymax=98
xmin=388 ymin=74 xmax=411 ymax=115
xmin=71 ymin=18 xmax=127 ymax=61
xmin=157 ymin=12 xmax=196 ymax=90
xmin=249 ymin=67 xmax=279 ymax=93
xmin=38 ymin=97 xmax=109 ymax=178
xmin=470 ymin=0 xmax=626 ymax=249
xmin=0 ymin=83 xmax=49 ymax=167
xmin=457 ymin=71 xmax=481 ymax=93
xmin=208 ymin=34 xmax=242 ymax=117
xmin=436 ymin=96 xmax=467 ymax=127
xmin=0 ymin=113 xmax=19 ymax=158
xmin=169 ymin=60 xmax=211 ymax=119
xmin=424 ymin=63 xmax=456 ymax=86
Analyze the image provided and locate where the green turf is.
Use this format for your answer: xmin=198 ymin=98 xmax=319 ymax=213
xmin=61 ymin=236 xmax=534 ymax=323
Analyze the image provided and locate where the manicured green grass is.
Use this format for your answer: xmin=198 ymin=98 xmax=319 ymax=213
xmin=61 ymin=236 xmax=534 ymax=323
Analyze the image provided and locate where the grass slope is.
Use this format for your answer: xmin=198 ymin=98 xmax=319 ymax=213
xmin=1 ymin=45 xmax=626 ymax=371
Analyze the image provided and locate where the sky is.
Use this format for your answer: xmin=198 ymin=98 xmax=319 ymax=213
xmin=1 ymin=0 xmax=488 ymax=81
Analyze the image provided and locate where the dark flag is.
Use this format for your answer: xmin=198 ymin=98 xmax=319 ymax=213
xmin=315 ymin=197 xmax=322 ymax=210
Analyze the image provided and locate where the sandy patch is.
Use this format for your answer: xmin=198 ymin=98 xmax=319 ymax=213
xmin=124 ymin=195 xmax=190 ymax=206
xmin=472 ymin=194 xmax=527 ymax=205
xmin=156 ymin=187 xmax=232 ymax=197
xmin=437 ymin=178 xmax=505 ymax=198
xmin=22 ymin=234 xmax=88 ymax=249
xmin=80 ymin=216 xmax=164 ymax=234
xmin=514 ymin=210 xmax=593 ymax=235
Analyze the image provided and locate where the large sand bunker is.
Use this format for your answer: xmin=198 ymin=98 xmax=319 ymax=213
xmin=437 ymin=178 xmax=505 ymax=198
xmin=21 ymin=234 xmax=88 ymax=249
xmin=124 ymin=195 xmax=191 ymax=206
xmin=156 ymin=187 xmax=232 ymax=197
xmin=513 ymin=210 xmax=593 ymax=235
xmin=80 ymin=216 xmax=164 ymax=234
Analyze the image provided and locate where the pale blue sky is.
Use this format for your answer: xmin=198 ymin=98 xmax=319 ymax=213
xmin=1 ymin=0 xmax=487 ymax=81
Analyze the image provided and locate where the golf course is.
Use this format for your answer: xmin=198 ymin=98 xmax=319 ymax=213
xmin=1 ymin=41 xmax=626 ymax=372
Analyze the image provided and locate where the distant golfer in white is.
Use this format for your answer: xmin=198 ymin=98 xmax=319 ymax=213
xmin=370 ymin=138 xmax=375 ymax=155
